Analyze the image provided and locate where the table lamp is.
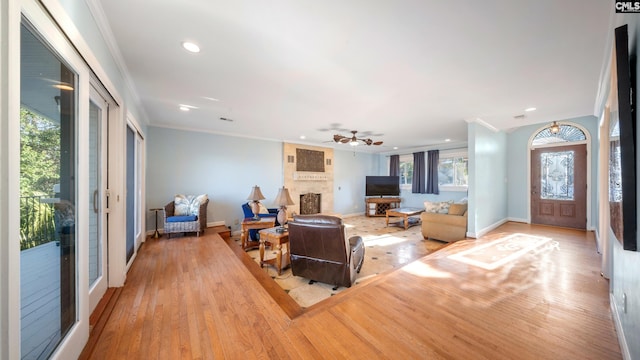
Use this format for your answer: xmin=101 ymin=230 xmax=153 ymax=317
xmin=274 ymin=186 xmax=295 ymax=231
xmin=246 ymin=185 xmax=266 ymax=220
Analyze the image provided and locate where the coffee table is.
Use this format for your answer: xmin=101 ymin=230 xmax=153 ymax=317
xmin=386 ymin=208 xmax=424 ymax=230
xmin=241 ymin=217 xmax=276 ymax=250
xmin=258 ymin=227 xmax=290 ymax=275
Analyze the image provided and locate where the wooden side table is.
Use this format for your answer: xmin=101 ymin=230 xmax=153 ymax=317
xmin=258 ymin=227 xmax=290 ymax=275
xmin=241 ymin=217 xmax=276 ymax=250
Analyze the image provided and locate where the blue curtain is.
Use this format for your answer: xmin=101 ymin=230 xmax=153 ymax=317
xmin=412 ymin=152 xmax=426 ymax=193
xmin=426 ymin=150 xmax=439 ymax=194
xmin=389 ymin=155 xmax=400 ymax=176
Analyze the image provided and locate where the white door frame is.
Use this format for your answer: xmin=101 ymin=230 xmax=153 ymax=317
xmin=88 ymin=85 xmax=109 ymax=313
xmin=20 ymin=1 xmax=90 ymax=358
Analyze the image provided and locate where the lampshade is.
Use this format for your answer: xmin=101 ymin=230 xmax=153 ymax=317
xmin=246 ymin=185 xmax=265 ymax=201
xmin=549 ymin=121 xmax=560 ymax=134
xmin=274 ymin=186 xmax=295 ymax=207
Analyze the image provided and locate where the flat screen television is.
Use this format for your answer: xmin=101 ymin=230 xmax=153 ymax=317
xmin=366 ymin=176 xmax=400 ymax=197
xmin=609 ymin=24 xmax=637 ymax=251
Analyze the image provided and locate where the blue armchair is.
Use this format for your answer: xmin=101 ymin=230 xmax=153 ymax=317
xmin=242 ymin=202 xmax=278 ymax=240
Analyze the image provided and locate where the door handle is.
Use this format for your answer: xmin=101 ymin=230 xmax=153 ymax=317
xmin=93 ymin=189 xmax=98 ymax=214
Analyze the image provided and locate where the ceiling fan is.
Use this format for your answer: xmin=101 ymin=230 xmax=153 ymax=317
xmin=333 ymin=130 xmax=383 ymax=146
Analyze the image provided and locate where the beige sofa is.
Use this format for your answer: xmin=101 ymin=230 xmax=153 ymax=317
xmin=421 ymin=203 xmax=468 ymax=243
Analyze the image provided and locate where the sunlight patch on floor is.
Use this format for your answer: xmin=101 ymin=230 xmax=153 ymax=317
xmin=362 ymin=234 xmax=409 ymax=247
xmin=401 ymin=261 xmax=452 ymax=278
xmin=447 ymin=233 xmax=552 ymax=270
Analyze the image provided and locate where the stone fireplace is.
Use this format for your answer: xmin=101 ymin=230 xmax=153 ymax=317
xmin=299 ymin=193 xmax=321 ymax=215
xmin=283 ymin=143 xmax=334 ymax=216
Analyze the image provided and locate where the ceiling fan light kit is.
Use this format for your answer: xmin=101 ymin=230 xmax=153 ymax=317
xmin=333 ymin=130 xmax=383 ymax=146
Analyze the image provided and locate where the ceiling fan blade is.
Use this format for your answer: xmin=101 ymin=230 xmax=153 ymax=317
xmin=333 ymin=134 xmax=345 ymax=142
xmin=340 ymin=138 xmax=351 ymax=143
xmin=373 ymin=141 xmax=383 ymax=145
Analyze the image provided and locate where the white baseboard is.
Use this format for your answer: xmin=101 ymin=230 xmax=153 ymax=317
xmin=467 ymin=218 xmax=509 ymax=238
xmin=507 ymin=217 xmax=529 ymax=223
xmin=208 ymin=220 xmax=226 ymax=227
xmin=611 ymin=293 xmax=631 ymax=360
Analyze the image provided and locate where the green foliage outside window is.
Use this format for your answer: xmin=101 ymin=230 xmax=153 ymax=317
xmin=400 ymin=160 xmax=413 ymax=186
xmin=438 ymin=157 xmax=468 ymax=186
xmin=20 ymin=108 xmax=60 ymax=250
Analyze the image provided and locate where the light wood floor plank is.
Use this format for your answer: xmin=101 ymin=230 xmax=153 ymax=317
xmin=86 ymin=223 xmax=621 ymax=359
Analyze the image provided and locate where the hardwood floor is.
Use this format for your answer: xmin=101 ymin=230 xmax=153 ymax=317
xmin=84 ymin=222 xmax=621 ymax=359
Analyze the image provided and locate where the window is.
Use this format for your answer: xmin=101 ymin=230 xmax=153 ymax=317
xmin=532 ymin=124 xmax=586 ymax=146
xmin=393 ymin=151 xmax=468 ymax=192
xmin=399 ymin=155 xmax=413 ymax=189
xmin=438 ymin=151 xmax=468 ymax=191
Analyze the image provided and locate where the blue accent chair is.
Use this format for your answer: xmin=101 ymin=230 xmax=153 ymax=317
xmin=242 ymin=202 xmax=278 ymax=241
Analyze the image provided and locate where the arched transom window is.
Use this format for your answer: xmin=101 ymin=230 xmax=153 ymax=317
xmin=532 ymin=124 xmax=586 ymax=146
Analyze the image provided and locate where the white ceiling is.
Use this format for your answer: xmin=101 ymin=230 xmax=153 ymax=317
xmin=95 ymin=0 xmax=612 ymax=153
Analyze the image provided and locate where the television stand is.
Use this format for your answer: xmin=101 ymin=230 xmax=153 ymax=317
xmin=365 ymin=197 xmax=401 ymax=217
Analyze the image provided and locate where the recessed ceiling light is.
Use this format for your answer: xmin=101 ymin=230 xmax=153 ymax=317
xmin=525 ymin=107 xmax=537 ymax=112
xmin=179 ymin=104 xmax=198 ymax=111
xmin=299 ymin=135 xmax=306 ymax=140
xmin=181 ymin=41 xmax=200 ymax=53
xmin=393 ymin=147 xmax=398 ymax=150
xmin=445 ymin=138 xmax=451 ymax=142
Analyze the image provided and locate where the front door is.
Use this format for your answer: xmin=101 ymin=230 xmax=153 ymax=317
xmin=531 ymin=144 xmax=587 ymax=229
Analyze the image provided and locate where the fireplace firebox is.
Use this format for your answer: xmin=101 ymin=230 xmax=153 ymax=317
xmin=299 ymin=193 xmax=321 ymax=215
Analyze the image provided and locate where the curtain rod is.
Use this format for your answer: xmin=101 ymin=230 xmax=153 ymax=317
xmin=383 ymin=146 xmax=468 ymax=157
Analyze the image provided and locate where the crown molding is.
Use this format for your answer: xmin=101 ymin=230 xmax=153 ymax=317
xmin=84 ymin=0 xmax=149 ymax=125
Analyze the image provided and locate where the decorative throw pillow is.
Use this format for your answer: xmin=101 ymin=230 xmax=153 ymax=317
xmin=437 ymin=200 xmax=454 ymax=214
xmin=424 ymin=201 xmax=440 ymax=213
xmin=424 ymin=200 xmax=454 ymax=213
xmin=448 ymin=203 xmax=468 ymax=216
xmin=174 ymin=194 xmax=208 ymax=216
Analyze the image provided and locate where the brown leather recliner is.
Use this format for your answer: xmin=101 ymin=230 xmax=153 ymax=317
xmin=288 ymin=215 xmax=365 ymax=288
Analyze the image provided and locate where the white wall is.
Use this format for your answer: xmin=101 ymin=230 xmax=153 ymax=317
xmin=467 ymin=122 xmax=508 ymax=237
xmin=608 ymin=13 xmax=640 ymax=360
xmin=146 ymin=127 xmax=283 ymax=233
xmin=333 ymin=149 xmax=379 ymax=215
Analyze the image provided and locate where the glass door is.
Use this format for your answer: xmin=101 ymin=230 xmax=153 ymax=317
xmin=88 ymin=87 xmax=108 ymax=312
xmin=126 ymin=123 xmax=144 ymax=265
xmin=20 ymin=20 xmax=77 ymax=359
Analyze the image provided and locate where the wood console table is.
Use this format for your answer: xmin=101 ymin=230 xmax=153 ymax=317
xmin=365 ymin=197 xmax=401 ymax=217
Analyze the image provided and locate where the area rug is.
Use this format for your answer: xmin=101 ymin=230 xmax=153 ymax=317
xmin=447 ymin=233 xmax=552 ymax=270
xmin=232 ymin=215 xmax=447 ymax=308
